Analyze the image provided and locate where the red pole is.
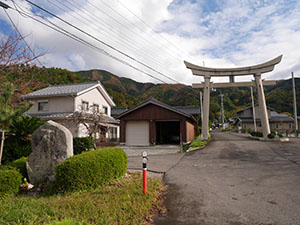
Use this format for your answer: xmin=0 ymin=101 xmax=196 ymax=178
xmin=142 ymin=152 xmax=147 ymax=195
xmin=143 ymin=168 xmax=147 ymax=194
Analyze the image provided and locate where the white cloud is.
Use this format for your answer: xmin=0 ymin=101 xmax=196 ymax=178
xmin=0 ymin=0 xmax=300 ymax=87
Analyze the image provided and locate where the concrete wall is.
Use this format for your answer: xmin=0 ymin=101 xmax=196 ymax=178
xmin=27 ymin=96 xmax=74 ymax=114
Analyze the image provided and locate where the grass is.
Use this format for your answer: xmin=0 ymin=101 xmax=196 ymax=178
xmin=184 ymin=135 xmax=208 ymax=152
xmin=0 ymin=173 xmax=166 ymax=225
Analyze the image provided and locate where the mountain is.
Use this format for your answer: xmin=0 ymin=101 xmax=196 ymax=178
xmin=75 ymin=69 xmax=300 ymax=119
xmin=76 ymin=69 xmax=199 ymax=107
xmin=1 ymin=66 xmax=299 ymax=119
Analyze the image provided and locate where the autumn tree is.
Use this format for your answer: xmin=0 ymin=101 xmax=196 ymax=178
xmin=0 ymin=31 xmax=43 ymax=164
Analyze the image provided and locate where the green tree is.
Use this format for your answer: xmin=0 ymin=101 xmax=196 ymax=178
xmin=0 ymin=83 xmax=29 ymax=164
xmin=1 ymin=115 xmax=43 ymax=163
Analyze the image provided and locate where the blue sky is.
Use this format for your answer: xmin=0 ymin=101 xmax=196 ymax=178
xmin=0 ymin=0 xmax=300 ymax=84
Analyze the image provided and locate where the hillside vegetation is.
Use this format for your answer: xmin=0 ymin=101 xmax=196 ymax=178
xmin=1 ymin=66 xmax=299 ymax=119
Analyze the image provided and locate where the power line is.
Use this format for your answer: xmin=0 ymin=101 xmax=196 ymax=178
xmin=23 ymin=0 xmax=181 ymax=84
xmin=9 ymin=1 xmax=168 ymax=84
xmin=48 ymin=0 xmax=181 ymax=78
xmin=4 ymin=1 xmax=195 ymax=93
xmin=4 ymin=8 xmax=43 ymax=66
xmin=85 ymin=0 xmax=186 ymax=62
xmin=114 ymin=0 xmax=200 ymax=64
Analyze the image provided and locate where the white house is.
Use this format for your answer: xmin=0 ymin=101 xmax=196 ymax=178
xmin=21 ymin=82 xmax=119 ymax=141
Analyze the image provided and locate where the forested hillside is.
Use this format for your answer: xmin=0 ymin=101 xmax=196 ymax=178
xmin=1 ymin=66 xmax=299 ymax=119
xmin=76 ymin=69 xmax=300 ymax=119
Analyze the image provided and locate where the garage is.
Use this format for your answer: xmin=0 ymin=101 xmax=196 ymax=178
xmin=156 ymin=121 xmax=180 ymax=145
xmin=125 ymin=121 xmax=149 ymax=146
xmin=117 ymin=97 xmax=199 ymax=146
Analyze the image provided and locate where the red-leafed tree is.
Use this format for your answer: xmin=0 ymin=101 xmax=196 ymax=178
xmin=0 ymin=31 xmax=44 ymax=165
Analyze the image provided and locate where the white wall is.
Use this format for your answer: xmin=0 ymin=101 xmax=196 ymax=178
xmin=74 ymin=88 xmax=111 ymax=116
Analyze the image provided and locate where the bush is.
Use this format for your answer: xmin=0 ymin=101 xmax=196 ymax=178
xmin=250 ymin=131 xmax=263 ymax=137
xmin=268 ymin=133 xmax=275 ymax=139
xmin=7 ymin=157 xmax=28 ymax=179
xmin=0 ymin=168 xmax=22 ymax=198
xmin=73 ymin=137 xmax=94 ymax=155
xmin=55 ymin=147 xmax=127 ymax=192
xmin=2 ymin=135 xmax=31 ymax=164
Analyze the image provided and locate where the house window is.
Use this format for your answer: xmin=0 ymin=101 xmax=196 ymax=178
xmin=276 ymin=123 xmax=279 ymax=129
xmin=92 ymin=104 xmax=99 ymax=113
xmin=82 ymin=101 xmax=89 ymax=111
xmin=38 ymin=101 xmax=48 ymax=111
xmin=103 ymin=106 xmax=108 ymax=115
xmin=289 ymin=123 xmax=292 ymax=129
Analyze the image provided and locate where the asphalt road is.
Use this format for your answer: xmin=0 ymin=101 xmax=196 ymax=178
xmin=155 ymin=131 xmax=300 ymax=225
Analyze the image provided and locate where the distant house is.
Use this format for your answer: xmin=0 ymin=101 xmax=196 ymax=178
xmin=21 ymin=82 xmax=119 ymax=141
xmin=116 ymin=97 xmax=199 ymax=146
xmin=235 ymin=105 xmax=294 ymax=134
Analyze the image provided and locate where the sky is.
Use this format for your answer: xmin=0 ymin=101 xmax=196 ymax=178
xmin=0 ymin=0 xmax=300 ymax=85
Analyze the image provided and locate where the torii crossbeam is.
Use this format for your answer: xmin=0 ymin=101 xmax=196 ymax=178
xmin=184 ymin=55 xmax=283 ymax=140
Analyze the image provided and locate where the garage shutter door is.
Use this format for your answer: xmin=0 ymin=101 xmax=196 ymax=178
xmin=126 ymin=121 xmax=149 ymax=146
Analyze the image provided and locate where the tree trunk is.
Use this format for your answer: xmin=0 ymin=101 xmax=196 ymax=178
xmin=0 ymin=130 xmax=5 ymax=165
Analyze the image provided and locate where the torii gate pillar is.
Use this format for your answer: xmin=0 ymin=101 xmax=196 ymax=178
xmin=185 ymin=55 xmax=282 ymax=140
xmin=202 ymin=75 xmax=211 ymax=140
xmin=255 ymin=73 xmax=270 ymax=137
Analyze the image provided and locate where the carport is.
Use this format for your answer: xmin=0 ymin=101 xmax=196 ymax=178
xmin=156 ymin=121 xmax=180 ymax=145
xmin=117 ymin=97 xmax=199 ymax=146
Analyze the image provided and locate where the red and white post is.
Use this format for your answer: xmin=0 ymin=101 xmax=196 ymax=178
xmin=142 ymin=151 xmax=148 ymax=195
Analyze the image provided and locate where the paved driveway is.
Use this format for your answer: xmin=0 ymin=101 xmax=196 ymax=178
xmin=155 ymin=131 xmax=300 ymax=225
xmin=120 ymin=145 xmax=184 ymax=175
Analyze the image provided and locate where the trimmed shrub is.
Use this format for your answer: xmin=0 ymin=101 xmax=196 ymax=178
xmin=0 ymin=168 xmax=22 ymax=198
xmin=55 ymin=147 xmax=127 ymax=192
xmin=268 ymin=133 xmax=275 ymax=139
xmin=73 ymin=137 xmax=94 ymax=155
xmin=7 ymin=157 xmax=28 ymax=179
xmin=256 ymin=131 xmax=263 ymax=137
xmin=250 ymin=131 xmax=263 ymax=137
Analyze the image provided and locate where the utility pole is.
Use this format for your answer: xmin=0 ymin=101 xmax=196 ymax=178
xmin=250 ymin=86 xmax=257 ymax=132
xmin=220 ymin=93 xmax=225 ymax=129
xmin=292 ymin=72 xmax=298 ymax=137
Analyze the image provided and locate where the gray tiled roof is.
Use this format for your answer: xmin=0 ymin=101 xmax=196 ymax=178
xmin=112 ymin=105 xmax=200 ymax=117
xmin=26 ymin=112 xmax=119 ymax=124
xmin=22 ymin=82 xmax=99 ymax=99
xmin=111 ymin=107 xmax=128 ymax=117
xmin=237 ymin=113 xmax=294 ymax=123
xmin=25 ymin=112 xmax=73 ymax=119
xmin=174 ymin=106 xmax=200 ymax=115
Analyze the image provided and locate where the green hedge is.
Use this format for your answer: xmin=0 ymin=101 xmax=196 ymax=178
xmin=55 ymin=147 xmax=127 ymax=192
xmin=73 ymin=137 xmax=94 ymax=155
xmin=0 ymin=168 xmax=22 ymax=198
xmin=250 ymin=131 xmax=263 ymax=137
xmin=7 ymin=157 xmax=28 ymax=179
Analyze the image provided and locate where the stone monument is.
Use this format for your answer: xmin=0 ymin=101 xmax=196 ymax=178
xmin=26 ymin=120 xmax=73 ymax=185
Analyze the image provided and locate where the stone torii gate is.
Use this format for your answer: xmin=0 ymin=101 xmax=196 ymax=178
xmin=184 ymin=55 xmax=282 ymax=140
